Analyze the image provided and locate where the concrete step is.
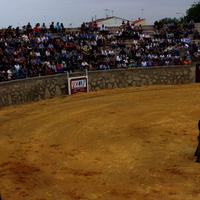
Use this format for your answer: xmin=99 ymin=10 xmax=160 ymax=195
xmin=51 ymin=23 xmax=200 ymax=45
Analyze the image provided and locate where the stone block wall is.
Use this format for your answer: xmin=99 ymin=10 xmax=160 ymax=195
xmin=0 ymin=74 xmax=68 ymax=107
xmin=0 ymin=65 xmax=195 ymax=107
xmin=88 ymin=66 xmax=194 ymax=91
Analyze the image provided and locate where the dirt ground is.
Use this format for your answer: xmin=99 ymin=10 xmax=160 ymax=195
xmin=1 ymin=83 xmax=200 ymax=200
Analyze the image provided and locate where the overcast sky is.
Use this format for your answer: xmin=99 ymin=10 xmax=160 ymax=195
xmin=0 ymin=0 xmax=195 ymax=28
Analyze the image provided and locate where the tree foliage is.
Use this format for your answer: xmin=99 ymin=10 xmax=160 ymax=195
xmin=186 ymin=1 xmax=200 ymax=22
xmin=159 ymin=2 xmax=200 ymax=24
xmin=159 ymin=17 xmax=180 ymax=24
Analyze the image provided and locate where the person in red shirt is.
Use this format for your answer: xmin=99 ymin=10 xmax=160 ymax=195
xmin=130 ymin=44 xmax=137 ymax=54
xmin=56 ymin=62 xmax=64 ymax=73
xmin=183 ymin=59 xmax=189 ymax=65
xmin=93 ymin=21 xmax=98 ymax=31
xmin=33 ymin=23 xmax=41 ymax=36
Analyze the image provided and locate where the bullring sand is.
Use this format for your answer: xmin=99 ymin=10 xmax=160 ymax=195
xmin=0 ymin=83 xmax=200 ymax=200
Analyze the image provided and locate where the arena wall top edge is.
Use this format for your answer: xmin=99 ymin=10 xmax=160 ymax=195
xmin=0 ymin=64 xmax=197 ymax=107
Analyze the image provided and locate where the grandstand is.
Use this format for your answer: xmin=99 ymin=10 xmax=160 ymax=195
xmin=0 ymin=21 xmax=199 ymax=82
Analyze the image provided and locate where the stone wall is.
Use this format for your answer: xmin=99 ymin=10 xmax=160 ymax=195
xmin=88 ymin=65 xmax=194 ymax=91
xmin=0 ymin=65 xmax=195 ymax=107
xmin=0 ymin=74 xmax=68 ymax=107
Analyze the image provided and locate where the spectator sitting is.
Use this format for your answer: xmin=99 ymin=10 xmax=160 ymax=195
xmin=188 ymin=19 xmax=195 ymax=30
xmin=110 ymin=39 xmax=118 ymax=49
xmin=141 ymin=59 xmax=147 ymax=67
xmin=154 ymin=20 xmax=159 ymax=30
xmin=60 ymin=23 xmax=65 ymax=33
xmin=45 ymin=32 xmax=53 ymax=40
xmin=14 ymin=62 xmax=21 ymax=71
xmin=193 ymin=30 xmax=200 ymax=39
xmin=81 ymin=22 xmax=87 ymax=31
xmin=147 ymin=58 xmax=154 ymax=66
xmin=99 ymin=24 xmax=108 ymax=33
xmin=90 ymin=39 xmax=98 ymax=51
xmin=158 ymin=20 xmax=163 ymax=30
xmin=55 ymin=22 xmax=62 ymax=33
xmin=107 ymin=32 xmax=114 ymax=42
xmin=50 ymin=22 xmax=55 ymax=33
xmin=108 ymin=49 xmax=115 ymax=56
xmin=86 ymin=22 xmax=93 ymax=31
xmin=79 ymin=60 xmax=90 ymax=71
xmin=12 ymin=66 xmax=24 ymax=79
xmin=125 ymin=20 xmax=131 ymax=30
xmin=183 ymin=36 xmax=191 ymax=45
xmin=43 ymin=62 xmax=52 ymax=75
xmin=165 ymin=59 xmax=170 ymax=66
xmin=115 ymin=30 xmax=122 ymax=40
xmin=50 ymin=61 xmax=57 ymax=73
xmin=174 ymin=58 xmax=181 ymax=65
xmin=137 ymin=24 xmax=143 ymax=33
xmin=182 ymin=19 xmax=188 ymax=29
xmin=41 ymin=23 xmax=47 ymax=33
xmin=153 ymin=30 xmax=159 ymax=38
xmin=121 ymin=60 xmax=128 ymax=68
xmin=183 ymin=59 xmax=189 ymax=65
xmin=26 ymin=22 xmax=32 ymax=34
xmin=22 ymin=34 xmax=29 ymax=42
xmin=61 ymin=61 xmax=67 ymax=72
xmin=92 ymin=21 xmax=98 ymax=31
xmin=7 ymin=67 xmax=13 ymax=80
xmin=99 ymin=62 xmax=110 ymax=70
xmin=56 ymin=62 xmax=64 ymax=73
xmin=20 ymin=65 xmax=29 ymax=77
xmin=33 ymin=23 xmax=41 ymax=37
xmin=121 ymin=20 xmax=126 ymax=29
xmin=128 ymin=59 xmax=136 ymax=68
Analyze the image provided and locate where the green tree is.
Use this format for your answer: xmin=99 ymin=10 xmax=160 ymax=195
xmin=159 ymin=17 xmax=180 ymax=24
xmin=186 ymin=1 xmax=200 ymax=22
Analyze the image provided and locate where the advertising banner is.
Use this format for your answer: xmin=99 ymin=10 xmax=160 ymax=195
xmin=68 ymin=71 xmax=89 ymax=95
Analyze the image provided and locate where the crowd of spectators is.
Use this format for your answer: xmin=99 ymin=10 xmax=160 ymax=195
xmin=0 ymin=19 xmax=199 ymax=82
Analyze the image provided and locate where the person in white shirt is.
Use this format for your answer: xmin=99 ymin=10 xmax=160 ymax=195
xmin=45 ymin=49 xmax=51 ymax=57
xmin=14 ymin=63 xmax=21 ymax=71
xmin=7 ymin=68 xmax=13 ymax=80
xmin=141 ymin=60 xmax=147 ymax=67
xmin=160 ymin=53 xmax=165 ymax=60
xmin=101 ymin=49 xmax=108 ymax=56
xmin=116 ymin=54 xmax=122 ymax=62
xmin=166 ymin=53 xmax=172 ymax=59
xmin=35 ymin=51 xmax=41 ymax=57
xmin=108 ymin=49 xmax=114 ymax=56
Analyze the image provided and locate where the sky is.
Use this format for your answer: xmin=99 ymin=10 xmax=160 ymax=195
xmin=0 ymin=0 xmax=196 ymax=29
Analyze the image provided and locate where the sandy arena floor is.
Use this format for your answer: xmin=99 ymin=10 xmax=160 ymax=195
xmin=0 ymin=83 xmax=200 ymax=200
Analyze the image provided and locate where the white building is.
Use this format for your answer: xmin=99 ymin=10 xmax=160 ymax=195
xmin=91 ymin=16 xmax=146 ymax=27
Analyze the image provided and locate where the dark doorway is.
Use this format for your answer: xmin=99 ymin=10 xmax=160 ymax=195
xmin=196 ymin=64 xmax=200 ymax=82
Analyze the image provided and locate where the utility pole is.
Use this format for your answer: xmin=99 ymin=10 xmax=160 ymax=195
xmin=142 ymin=9 xmax=144 ymax=19
xmin=176 ymin=12 xmax=185 ymax=18
xmin=103 ymin=9 xmax=109 ymax=18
